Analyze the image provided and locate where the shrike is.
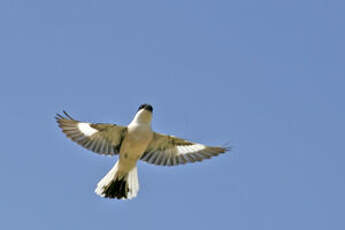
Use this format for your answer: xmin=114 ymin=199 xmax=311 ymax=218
xmin=56 ymin=104 xmax=229 ymax=199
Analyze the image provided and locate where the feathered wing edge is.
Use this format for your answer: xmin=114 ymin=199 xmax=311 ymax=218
xmin=140 ymin=132 xmax=231 ymax=166
xmin=55 ymin=111 xmax=126 ymax=155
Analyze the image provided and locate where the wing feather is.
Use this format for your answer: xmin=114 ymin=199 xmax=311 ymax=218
xmin=56 ymin=111 xmax=127 ymax=156
xmin=140 ymin=132 xmax=229 ymax=166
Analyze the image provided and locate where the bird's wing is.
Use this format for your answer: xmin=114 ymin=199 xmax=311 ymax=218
xmin=56 ymin=111 xmax=127 ymax=155
xmin=140 ymin=132 xmax=229 ymax=166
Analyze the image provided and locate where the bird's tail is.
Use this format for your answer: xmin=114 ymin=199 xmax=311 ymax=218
xmin=95 ymin=161 xmax=139 ymax=199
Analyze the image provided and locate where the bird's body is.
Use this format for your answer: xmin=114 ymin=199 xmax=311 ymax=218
xmin=117 ymin=109 xmax=153 ymax=177
xmin=56 ymin=104 xmax=229 ymax=199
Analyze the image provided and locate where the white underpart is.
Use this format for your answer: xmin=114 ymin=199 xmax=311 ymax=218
xmin=176 ymin=144 xmax=206 ymax=155
xmin=78 ymin=122 xmax=98 ymax=136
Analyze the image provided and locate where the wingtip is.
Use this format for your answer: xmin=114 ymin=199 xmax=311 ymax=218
xmin=55 ymin=110 xmax=75 ymax=122
xmin=225 ymin=146 xmax=232 ymax=152
xmin=55 ymin=113 xmax=64 ymax=120
xmin=221 ymin=140 xmax=233 ymax=153
xmin=63 ymin=110 xmax=74 ymax=120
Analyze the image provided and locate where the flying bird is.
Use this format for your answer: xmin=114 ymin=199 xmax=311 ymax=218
xmin=56 ymin=104 xmax=229 ymax=199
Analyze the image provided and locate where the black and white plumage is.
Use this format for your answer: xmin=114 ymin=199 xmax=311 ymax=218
xmin=56 ymin=104 xmax=229 ymax=200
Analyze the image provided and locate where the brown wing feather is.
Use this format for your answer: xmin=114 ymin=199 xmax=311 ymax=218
xmin=56 ymin=111 xmax=127 ymax=155
xmin=140 ymin=132 xmax=228 ymax=166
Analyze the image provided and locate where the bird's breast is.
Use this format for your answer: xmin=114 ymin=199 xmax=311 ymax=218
xmin=127 ymin=124 xmax=152 ymax=142
xmin=119 ymin=124 xmax=153 ymax=163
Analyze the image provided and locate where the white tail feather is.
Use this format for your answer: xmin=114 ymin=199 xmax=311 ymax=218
xmin=127 ymin=166 xmax=139 ymax=199
xmin=94 ymin=161 xmax=119 ymax=197
xmin=95 ymin=161 xmax=139 ymax=199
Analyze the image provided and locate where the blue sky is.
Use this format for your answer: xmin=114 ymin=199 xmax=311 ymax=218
xmin=1 ymin=0 xmax=344 ymax=229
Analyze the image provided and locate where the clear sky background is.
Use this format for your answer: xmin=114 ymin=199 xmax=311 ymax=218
xmin=0 ymin=0 xmax=344 ymax=229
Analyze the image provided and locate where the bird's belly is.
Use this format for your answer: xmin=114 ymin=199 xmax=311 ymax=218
xmin=118 ymin=126 xmax=152 ymax=171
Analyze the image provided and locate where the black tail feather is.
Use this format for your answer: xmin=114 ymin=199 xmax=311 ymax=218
xmin=103 ymin=177 xmax=129 ymax=199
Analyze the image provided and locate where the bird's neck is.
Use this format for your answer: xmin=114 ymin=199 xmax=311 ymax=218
xmin=130 ymin=109 xmax=152 ymax=126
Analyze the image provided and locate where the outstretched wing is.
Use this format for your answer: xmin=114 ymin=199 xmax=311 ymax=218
xmin=56 ymin=111 xmax=127 ymax=155
xmin=140 ymin=132 xmax=229 ymax=166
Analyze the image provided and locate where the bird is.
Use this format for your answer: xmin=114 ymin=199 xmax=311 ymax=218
xmin=56 ymin=104 xmax=229 ymax=200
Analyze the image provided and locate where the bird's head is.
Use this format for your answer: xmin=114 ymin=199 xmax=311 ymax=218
xmin=137 ymin=104 xmax=153 ymax=113
xmin=131 ymin=104 xmax=153 ymax=125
